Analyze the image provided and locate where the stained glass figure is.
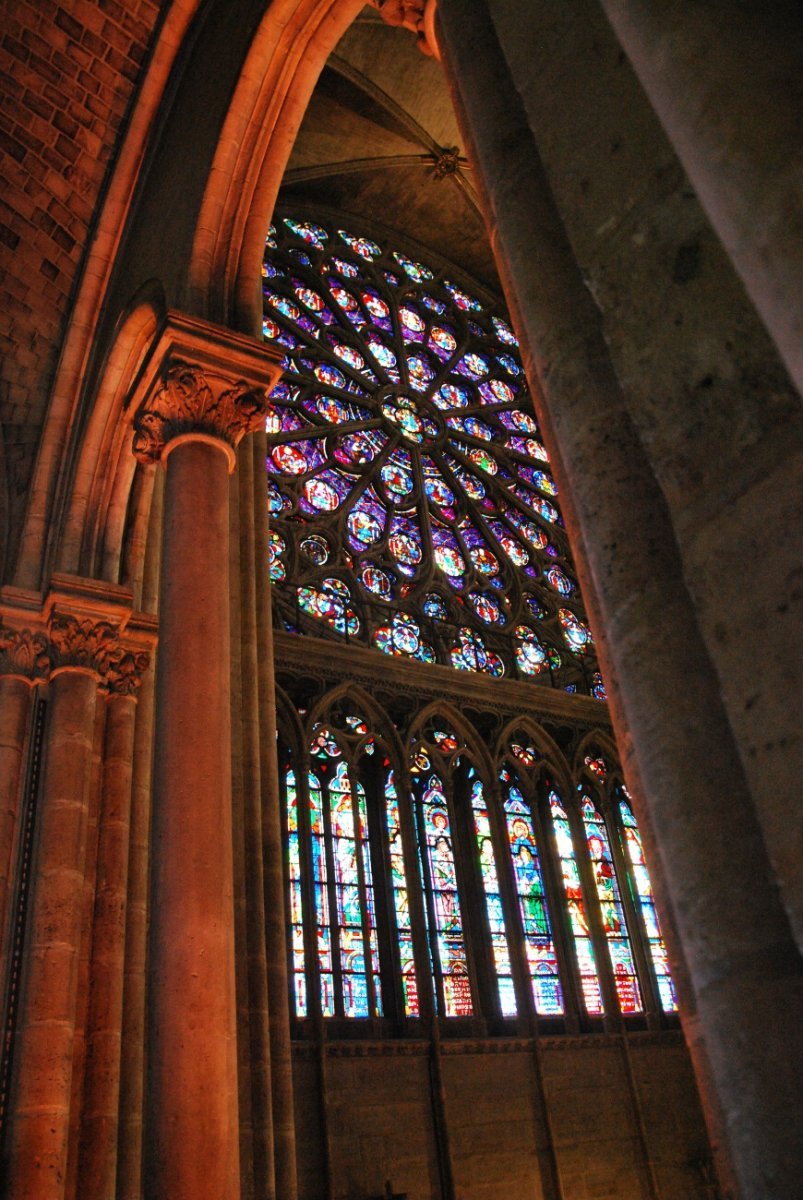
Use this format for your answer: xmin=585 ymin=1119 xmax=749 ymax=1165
xmin=385 ymin=771 xmax=420 ymax=1015
xmin=618 ymin=792 xmax=678 ymax=1013
xmin=501 ymin=771 xmax=563 ymax=1014
xmin=263 ymin=214 xmax=600 ymax=691
xmin=468 ymin=772 xmax=516 ymax=1015
xmin=548 ymin=789 xmax=605 ymax=1015
xmin=580 ymin=795 xmax=643 ymax=1014
xmin=285 ymin=767 xmax=307 ymax=1016
xmin=413 ymin=768 xmax=473 ymax=1017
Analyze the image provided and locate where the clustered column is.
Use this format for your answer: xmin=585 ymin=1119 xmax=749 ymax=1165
xmin=130 ymin=315 xmax=281 ymax=1200
xmin=1 ymin=597 xmax=151 ymax=1200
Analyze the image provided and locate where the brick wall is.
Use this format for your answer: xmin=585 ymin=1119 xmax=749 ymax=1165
xmin=0 ymin=0 xmax=161 ymax=540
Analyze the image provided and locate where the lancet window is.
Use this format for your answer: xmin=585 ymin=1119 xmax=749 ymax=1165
xmin=278 ymin=694 xmax=678 ymax=1029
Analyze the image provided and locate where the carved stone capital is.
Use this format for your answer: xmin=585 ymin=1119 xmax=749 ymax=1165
xmin=47 ymin=614 xmax=121 ymax=678
xmin=127 ymin=311 xmax=283 ymax=470
xmin=132 ymin=362 xmax=271 ymax=466
xmin=370 ymin=0 xmax=440 ymax=57
xmin=0 ymin=625 xmax=50 ymax=681
xmin=106 ymin=648 xmax=151 ymax=696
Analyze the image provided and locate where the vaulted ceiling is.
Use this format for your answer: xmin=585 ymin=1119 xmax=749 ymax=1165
xmin=279 ymin=7 xmax=501 ymax=296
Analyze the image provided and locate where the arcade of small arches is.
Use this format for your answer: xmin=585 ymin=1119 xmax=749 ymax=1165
xmin=275 ymin=683 xmax=676 ymax=1035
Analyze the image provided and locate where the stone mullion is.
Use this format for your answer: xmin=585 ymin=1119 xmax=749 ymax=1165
xmin=528 ymin=771 xmax=583 ymax=1032
xmin=485 ymin=772 xmax=533 ymax=1031
xmin=448 ymin=763 xmax=492 ymax=1030
xmin=564 ymin=786 xmax=622 ymax=1031
xmin=393 ymin=760 xmax=437 ymax=1026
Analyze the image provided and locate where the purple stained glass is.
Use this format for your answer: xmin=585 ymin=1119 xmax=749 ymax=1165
xmin=582 ymin=796 xmax=642 ymax=1015
xmin=549 ymin=789 xmax=604 ymax=1016
xmin=339 ymin=229 xmax=381 ymax=259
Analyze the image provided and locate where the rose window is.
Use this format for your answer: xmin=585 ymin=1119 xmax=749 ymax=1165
xmin=262 ymin=213 xmax=605 ymax=695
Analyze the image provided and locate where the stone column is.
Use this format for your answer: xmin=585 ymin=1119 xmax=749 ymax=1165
xmin=597 ymin=0 xmax=803 ymax=399
xmin=131 ymin=313 xmax=281 ymax=1200
xmin=76 ymin=636 xmax=152 ymax=1200
xmin=0 ymin=626 xmax=48 ymax=953
xmin=436 ymin=3 xmax=803 ymax=1196
xmin=2 ymin=614 xmax=118 ymax=1200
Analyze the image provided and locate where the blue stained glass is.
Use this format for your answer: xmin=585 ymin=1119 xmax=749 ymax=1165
xmin=385 ymin=772 xmax=420 ymax=1015
xmin=619 ymin=795 xmax=677 ymax=1013
xmin=503 ymin=778 xmax=563 ymax=1014
xmin=300 ymin=469 xmax=353 ymax=514
xmin=549 ymin=789 xmax=604 ymax=1015
xmin=444 ymin=280 xmax=482 ymax=311
xmin=338 ymin=229 xmax=381 ymax=259
xmin=393 ymin=251 xmax=434 ymax=282
xmin=469 ymin=775 xmax=516 ymax=1015
xmin=284 ymin=218 xmax=328 ymax=247
xmin=418 ymin=772 xmax=473 ymax=1016
xmin=347 ymin=491 xmax=387 ymax=549
xmin=581 ymin=795 xmax=642 ymax=1015
xmin=434 ymin=382 xmax=469 ymax=410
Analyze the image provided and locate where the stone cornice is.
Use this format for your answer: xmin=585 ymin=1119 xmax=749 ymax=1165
xmin=290 ymin=1028 xmax=684 ymax=1058
xmin=0 ymin=577 xmax=157 ymax=688
xmin=129 ymin=311 xmax=283 ymax=469
xmin=273 ymin=630 xmax=613 ymax=728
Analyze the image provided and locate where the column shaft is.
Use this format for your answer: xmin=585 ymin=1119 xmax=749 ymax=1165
xmin=76 ymin=691 xmax=138 ymax=1198
xmin=145 ymin=438 xmax=240 ymax=1200
xmin=116 ymin=662 xmax=155 ymax=1200
xmin=3 ymin=668 xmax=99 ymax=1200
xmin=253 ymin=429 xmax=298 ymax=1200
xmin=0 ymin=675 xmax=34 ymax=954
xmin=597 ymin=0 xmax=803 ymax=399
xmin=437 ymin=3 xmax=803 ymax=1195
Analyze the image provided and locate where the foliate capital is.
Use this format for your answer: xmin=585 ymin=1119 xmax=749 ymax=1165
xmin=127 ymin=311 xmax=283 ymax=469
xmin=132 ymin=362 xmax=272 ymax=466
xmin=106 ymin=649 xmax=151 ymax=696
xmin=0 ymin=625 xmax=50 ymax=681
xmin=47 ymin=614 xmax=121 ymax=678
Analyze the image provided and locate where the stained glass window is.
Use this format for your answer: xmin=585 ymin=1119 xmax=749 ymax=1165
xmin=580 ymin=794 xmax=642 ymax=1015
xmin=468 ymin=769 xmax=516 ymax=1016
xmin=410 ymin=747 xmax=473 ymax=1017
xmin=308 ymin=734 xmax=381 ymax=1018
xmin=285 ymin=766 xmax=306 ymax=1016
xmin=500 ymin=766 xmax=563 ymax=1015
xmin=262 ymin=215 xmax=602 ymax=693
xmin=385 ymin=770 xmax=420 ymax=1016
xmin=618 ymin=789 xmax=678 ymax=1013
xmin=548 ymin=788 xmax=604 ymax=1016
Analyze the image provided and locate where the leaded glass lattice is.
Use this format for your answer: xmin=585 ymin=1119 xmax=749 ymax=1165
xmin=263 ymin=214 xmax=600 ymax=691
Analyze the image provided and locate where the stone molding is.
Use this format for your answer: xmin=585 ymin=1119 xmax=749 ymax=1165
xmin=290 ymin=1028 xmax=683 ymax=1058
xmin=0 ymin=625 xmax=50 ymax=681
xmin=0 ymin=576 xmax=156 ymax=689
xmin=128 ymin=310 xmax=283 ymax=469
xmin=370 ymin=0 xmax=440 ymax=58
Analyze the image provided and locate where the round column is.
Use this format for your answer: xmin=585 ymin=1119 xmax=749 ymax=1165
xmin=597 ymin=0 xmax=803 ymax=400
xmin=76 ymin=649 xmax=149 ymax=1200
xmin=436 ymin=3 xmax=803 ymax=1195
xmin=144 ymin=436 xmax=239 ymax=1200
xmin=3 ymin=640 xmax=103 ymax=1199
xmin=132 ymin=335 xmax=280 ymax=1200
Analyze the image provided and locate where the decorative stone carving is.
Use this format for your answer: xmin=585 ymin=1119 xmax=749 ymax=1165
xmin=431 ymin=146 xmax=460 ymax=179
xmin=0 ymin=625 xmax=50 ymax=680
xmin=132 ymin=361 xmax=272 ymax=465
xmin=370 ymin=0 xmax=439 ymax=57
xmin=106 ymin=649 xmax=151 ymax=697
xmin=48 ymin=614 xmax=121 ymax=677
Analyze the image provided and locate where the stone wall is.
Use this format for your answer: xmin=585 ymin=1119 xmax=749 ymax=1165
xmin=293 ymin=1034 xmax=712 ymax=1200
